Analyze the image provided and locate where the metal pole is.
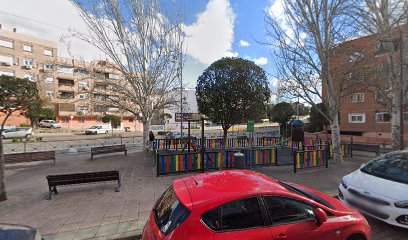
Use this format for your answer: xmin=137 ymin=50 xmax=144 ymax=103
xmin=297 ymin=96 xmax=299 ymax=120
xmin=179 ymin=52 xmax=183 ymax=136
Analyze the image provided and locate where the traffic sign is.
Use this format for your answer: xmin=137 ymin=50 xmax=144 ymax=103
xmin=247 ymin=120 xmax=254 ymax=133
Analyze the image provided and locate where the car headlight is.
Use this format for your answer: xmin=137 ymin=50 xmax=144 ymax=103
xmin=341 ymin=178 xmax=348 ymax=189
xmin=395 ymin=201 xmax=408 ymax=208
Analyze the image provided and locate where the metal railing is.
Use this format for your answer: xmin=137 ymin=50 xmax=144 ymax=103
xmin=3 ymin=136 xmax=143 ymax=154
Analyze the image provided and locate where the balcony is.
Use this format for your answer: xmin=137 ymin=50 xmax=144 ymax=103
xmin=58 ymin=91 xmax=75 ymax=99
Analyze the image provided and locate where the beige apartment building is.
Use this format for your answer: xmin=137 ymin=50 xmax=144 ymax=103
xmin=0 ymin=26 xmax=142 ymax=131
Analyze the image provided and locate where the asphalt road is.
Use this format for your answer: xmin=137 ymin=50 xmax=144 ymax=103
xmin=367 ymin=216 xmax=408 ymax=240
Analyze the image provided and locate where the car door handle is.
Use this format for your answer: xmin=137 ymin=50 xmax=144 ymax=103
xmin=275 ymin=233 xmax=287 ymax=240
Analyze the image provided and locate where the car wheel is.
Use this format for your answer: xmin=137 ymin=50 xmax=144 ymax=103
xmin=105 ymin=130 xmax=109 ymax=134
xmin=25 ymin=134 xmax=32 ymax=139
xmin=94 ymin=132 xmax=98 ymax=135
xmin=347 ymin=234 xmax=366 ymax=240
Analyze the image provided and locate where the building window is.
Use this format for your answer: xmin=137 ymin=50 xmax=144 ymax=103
xmin=348 ymin=113 xmax=366 ymax=123
xmin=44 ymin=49 xmax=53 ymax=56
xmin=25 ymin=74 xmax=35 ymax=81
xmin=58 ymin=65 xmax=74 ymax=74
xmin=78 ymin=117 xmax=85 ymax=123
xmin=46 ymin=91 xmax=54 ymax=99
xmin=45 ymin=77 xmax=54 ymax=83
xmin=375 ymin=90 xmax=390 ymax=102
xmin=79 ymin=81 xmax=89 ymax=90
xmin=0 ymin=39 xmax=13 ymax=48
xmin=23 ymin=59 xmax=33 ymax=67
xmin=23 ymin=45 xmax=32 ymax=52
xmin=351 ymin=93 xmax=364 ymax=103
xmin=44 ymin=63 xmax=53 ymax=70
xmin=375 ymin=112 xmax=391 ymax=122
xmin=0 ymin=54 xmax=13 ymax=66
xmin=0 ymin=71 xmax=14 ymax=77
xmin=349 ymin=52 xmax=364 ymax=62
xmin=79 ymin=93 xmax=88 ymax=100
xmin=129 ymin=118 xmax=133 ymax=122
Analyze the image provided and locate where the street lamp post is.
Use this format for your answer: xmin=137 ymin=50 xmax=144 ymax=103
xmin=178 ymin=52 xmax=183 ymax=136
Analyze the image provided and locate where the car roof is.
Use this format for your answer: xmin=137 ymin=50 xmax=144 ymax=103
xmin=175 ymin=170 xmax=290 ymax=210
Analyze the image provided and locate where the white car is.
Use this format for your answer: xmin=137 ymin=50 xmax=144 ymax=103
xmin=338 ymin=151 xmax=408 ymax=228
xmin=2 ymin=128 xmax=33 ymax=139
xmin=39 ymin=120 xmax=61 ymax=128
xmin=85 ymin=125 xmax=111 ymax=135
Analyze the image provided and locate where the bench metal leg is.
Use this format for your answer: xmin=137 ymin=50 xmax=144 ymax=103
xmin=91 ymin=154 xmax=93 ymax=160
xmin=115 ymin=178 xmax=121 ymax=192
xmin=47 ymin=186 xmax=58 ymax=200
xmin=124 ymin=150 xmax=127 ymax=157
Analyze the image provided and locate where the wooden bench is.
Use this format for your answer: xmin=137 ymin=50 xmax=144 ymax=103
xmin=5 ymin=151 xmax=56 ymax=165
xmin=352 ymin=144 xmax=380 ymax=156
xmin=46 ymin=171 xmax=121 ymax=200
xmin=91 ymin=145 xmax=127 ymax=160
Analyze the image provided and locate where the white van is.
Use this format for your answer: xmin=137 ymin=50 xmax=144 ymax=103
xmin=85 ymin=125 xmax=111 ymax=135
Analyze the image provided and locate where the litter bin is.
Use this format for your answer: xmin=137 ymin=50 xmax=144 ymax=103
xmin=234 ymin=152 xmax=245 ymax=169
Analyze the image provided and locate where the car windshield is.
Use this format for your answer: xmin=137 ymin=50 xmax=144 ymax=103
xmin=361 ymin=152 xmax=408 ymax=184
xmin=89 ymin=126 xmax=98 ymax=129
xmin=154 ymin=186 xmax=190 ymax=235
xmin=278 ymin=181 xmax=335 ymax=209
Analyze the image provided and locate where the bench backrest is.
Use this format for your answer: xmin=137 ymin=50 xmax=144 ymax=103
xmin=91 ymin=145 xmax=126 ymax=153
xmin=352 ymin=144 xmax=379 ymax=152
xmin=47 ymin=171 xmax=119 ymax=186
xmin=5 ymin=151 xmax=55 ymax=164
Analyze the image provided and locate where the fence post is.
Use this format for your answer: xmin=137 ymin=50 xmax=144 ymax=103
xmin=293 ymin=150 xmax=297 ymax=173
xmin=121 ymin=136 xmax=123 ymax=145
xmin=275 ymin=146 xmax=278 ymax=166
xmin=325 ymin=149 xmax=329 ymax=168
xmin=350 ymin=137 xmax=353 ymax=158
xmin=156 ymin=151 xmax=160 ymax=177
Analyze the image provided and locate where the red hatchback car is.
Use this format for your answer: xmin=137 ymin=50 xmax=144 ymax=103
xmin=142 ymin=170 xmax=371 ymax=240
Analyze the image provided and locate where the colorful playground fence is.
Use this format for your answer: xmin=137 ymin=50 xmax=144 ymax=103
xmin=154 ymin=137 xmax=282 ymax=150
xmin=293 ymin=149 xmax=328 ymax=173
xmin=156 ymin=146 xmax=278 ymax=176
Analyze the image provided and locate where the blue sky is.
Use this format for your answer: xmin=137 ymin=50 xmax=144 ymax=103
xmin=0 ymin=0 xmax=278 ymax=90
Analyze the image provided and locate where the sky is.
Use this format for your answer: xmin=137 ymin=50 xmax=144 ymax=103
xmin=0 ymin=0 xmax=282 ymax=92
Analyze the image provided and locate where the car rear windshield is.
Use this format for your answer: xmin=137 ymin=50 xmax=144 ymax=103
xmin=278 ymin=181 xmax=335 ymax=209
xmin=361 ymin=152 xmax=408 ymax=184
xmin=154 ymin=186 xmax=190 ymax=236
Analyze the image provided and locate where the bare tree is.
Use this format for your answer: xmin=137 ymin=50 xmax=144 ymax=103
xmin=352 ymin=0 xmax=408 ymax=150
xmin=265 ymin=0 xmax=359 ymax=163
xmin=70 ymin=0 xmax=184 ymax=150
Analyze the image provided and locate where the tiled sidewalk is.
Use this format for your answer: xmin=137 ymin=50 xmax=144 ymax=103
xmin=1 ymin=150 xmax=407 ymax=239
xmin=0 ymin=149 xmax=183 ymax=239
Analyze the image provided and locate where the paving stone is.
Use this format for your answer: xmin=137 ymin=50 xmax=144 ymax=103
xmin=117 ymin=220 xmax=138 ymax=233
xmin=73 ymin=226 xmax=98 ymax=240
xmin=95 ymin=223 xmax=119 ymax=237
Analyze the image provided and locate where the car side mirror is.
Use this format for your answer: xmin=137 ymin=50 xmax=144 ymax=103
xmin=313 ymin=208 xmax=328 ymax=226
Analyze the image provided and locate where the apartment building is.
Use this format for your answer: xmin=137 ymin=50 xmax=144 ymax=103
xmin=327 ymin=28 xmax=407 ymax=138
xmin=0 ymin=26 xmax=142 ymax=131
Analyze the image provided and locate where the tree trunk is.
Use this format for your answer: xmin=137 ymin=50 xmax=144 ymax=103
xmin=0 ymin=113 xmax=11 ymax=201
xmin=220 ymin=129 xmax=227 ymax=170
xmin=0 ymin=134 xmax=6 ymax=201
xmin=330 ymin=113 xmax=343 ymax=164
xmin=391 ymin=83 xmax=402 ymax=150
xmin=143 ymin=119 xmax=151 ymax=152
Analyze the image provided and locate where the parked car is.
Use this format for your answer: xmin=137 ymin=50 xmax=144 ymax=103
xmin=142 ymin=170 xmax=371 ymax=240
xmin=39 ymin=120 xmax=61 ymax=128
xmin=0 ymin=223 xmax=42 ymax=240
xmin=1 ymin=128 xmax=33 ymax=139
xmin=339 ymin=151 xmax=408 ymax=229
xmin=85 ymin=125 xmax=111 ymax=135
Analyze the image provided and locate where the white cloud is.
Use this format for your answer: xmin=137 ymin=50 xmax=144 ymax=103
xmin=254 ymin=57 xmax=268 ymax=65
xmin=225 ymin=51 xmax=238 ymax=57
xmin=239 ymin=40 xmax=250 ymax=47
xmin=182 ymin=0 xmax=236 ymax=65
xmin=0 ymin=0 xmax=105 ymax=61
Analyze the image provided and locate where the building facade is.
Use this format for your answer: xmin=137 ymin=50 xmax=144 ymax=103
xmin=328 ymin=29 xmax=407 ymax=138
xmin=0 ymin=26 xmax=142 ymax=131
